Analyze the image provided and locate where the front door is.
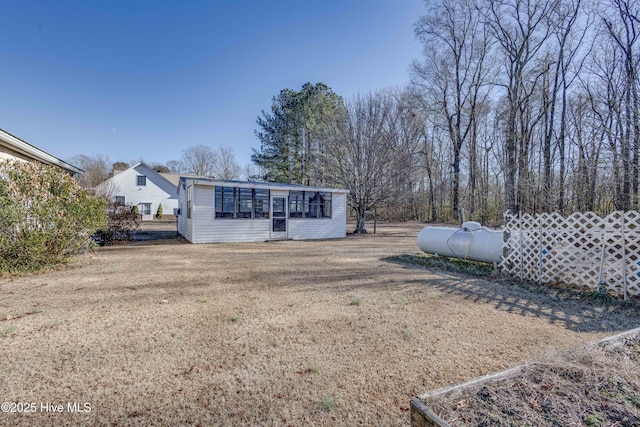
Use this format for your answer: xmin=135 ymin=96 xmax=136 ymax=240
xmin=140 ymin=203 xmax=153 ymax=221
xmin=270 ymin=196 xmax=288 ymax=239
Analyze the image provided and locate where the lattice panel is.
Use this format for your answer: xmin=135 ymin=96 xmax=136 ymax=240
xmin=500 ymin=211 xmax=640 ymax=298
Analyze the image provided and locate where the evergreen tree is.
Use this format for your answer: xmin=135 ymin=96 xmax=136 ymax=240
xmin=252 ymin=82 xmax=344 ymax=185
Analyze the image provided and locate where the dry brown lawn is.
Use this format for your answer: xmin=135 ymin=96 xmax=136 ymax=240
xmin=1 ymin=221 xmax=639 ymax=426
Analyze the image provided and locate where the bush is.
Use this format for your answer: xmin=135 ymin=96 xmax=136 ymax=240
xmin=156 ymin=203 xmax=163 ymax=219
xmin=0 ymin=160 xmax=108 ymax=273
xmin=94 ymin=203 xmax=140 ymax=245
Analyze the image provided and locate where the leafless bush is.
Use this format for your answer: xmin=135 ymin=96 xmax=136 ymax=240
xmin=94 ymin=202 xmax=140 ymax=245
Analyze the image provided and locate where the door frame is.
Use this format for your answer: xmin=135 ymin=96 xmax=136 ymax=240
xmin=140 ymin=202 xmax=153 ymax=221
xmin=270 ymin=194 xmax=288 ymax=240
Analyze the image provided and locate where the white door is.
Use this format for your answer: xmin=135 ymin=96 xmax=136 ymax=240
xmin=140 ymin=203 xmax=153 ymax=221
xmin=270 ymin=196 xmax=288 ymax=239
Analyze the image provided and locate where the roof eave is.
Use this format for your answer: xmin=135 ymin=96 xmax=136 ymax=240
xmin=0 ymin=128 xmax=83 ymax=175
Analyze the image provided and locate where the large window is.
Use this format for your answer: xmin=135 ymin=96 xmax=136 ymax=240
xmin=215 ymin=186 xmax=235 ymax=218
xmin=289 ymin=191 xmax=304 ymax=218
xmin=215 ymin=186 xmax=270 ymax=219
xmin=236 ymin=187 xmax=253 ymax=218
xmin=254 ymin=189 xmax=270 ymax=219
xmin=137 ymin=175 xmax=147 ymax=186
xmin=291 ymin=191 xmax=332 ymax=219
xmin=114 ymin=196 xmax=125 ymax=205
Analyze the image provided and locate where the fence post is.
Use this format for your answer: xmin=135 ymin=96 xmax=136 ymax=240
xmin=597 ymin=219 xmax=606 ymax=293
xmin=622 ymin=212 xmax=628 ymax=301
xmin=538 ymin=215 xmax=543 ymax=284
xmin=519 ymin=211 xmax=524 ymax=282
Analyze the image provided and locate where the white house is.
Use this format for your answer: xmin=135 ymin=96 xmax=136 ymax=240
xmin=177 ymin=178 xmax=349 ymax=243
xmin=95 ymin=163 xmax=180 ymax=221
xmin=0 ymin=128 xmax=83 ymax=175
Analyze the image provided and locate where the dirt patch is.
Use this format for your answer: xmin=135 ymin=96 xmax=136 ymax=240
xmin=1 ymin=222 xmax=639 ymax=426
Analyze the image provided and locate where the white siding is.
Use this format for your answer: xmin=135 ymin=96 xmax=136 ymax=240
xmin=179 ymin=179 xmax=348 ymax=243
xmin=288 ymin=192 xmax=347 ymax=240
xmin=0 ymin=145 xmax=30 ymax=163
xmin=190 ymin=185 xmax=270 ymax=243
xmin=97 ymin=164 xmax=178 ymax=220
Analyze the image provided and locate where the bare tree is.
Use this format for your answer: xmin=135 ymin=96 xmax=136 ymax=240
xmin=326 ymin=92 xmax=401 ymax=233
xmin=165 ymin=160 xmax=185 ymax=174
xmin=180 ymin=145 xmax=217 ymax=177
xmin=68 ymin=154 xmax=111 ymax=188
xmin=484 ymin=0 xmax=557 ymax=213
xmin=413 ymin=0 xmax=493 ymax=220
xmin=213 ymin=145 xmax=241 ymax=180
xmin=241 ymin=163 xmax=265 ymax=182
xmin=601 ymin=0 xmax=640 ymax=209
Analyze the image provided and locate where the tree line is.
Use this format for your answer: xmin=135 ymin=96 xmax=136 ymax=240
xmin=70 ymin=144 xmax=248 ymax=189
xmin=252 ymin=0 xmax=640 ymax=230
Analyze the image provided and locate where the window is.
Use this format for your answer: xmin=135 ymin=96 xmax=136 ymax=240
xmin=215 ymin=186 xmax=270 ymax=219
xmin=289 ymin=191 xmax=304 ymax=218
xmin=114 ymin=196 xmax=125 ymax=205
xmin=187 ymin=185 xmax=192 ymax=219
xmin=303 ymin=191 xmax=332 ymax=219
xmin=236 ymin=188 xmax=253 ymax=218
xmin=137 ymin=175 xmax=147 ymax=186
xmin=321 ymin=192 xmax=332 ymax=218
xmin=215 ymin=186 xmax=235 ymax=218
xmin=254 ymin=189 xmax=270 ymax=219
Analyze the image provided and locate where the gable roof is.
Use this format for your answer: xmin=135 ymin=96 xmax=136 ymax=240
xmin=95 ymin=162 xmax=210 ymax=191
xmin=96 ymin=162 xmax=173 ymax=189
xmin=0 ymin=128 xmax=83 ymax=175
xmin=159 ymin=172 xmax=209 ymax=187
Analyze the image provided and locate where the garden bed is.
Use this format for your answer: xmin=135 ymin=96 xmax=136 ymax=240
xmin=412 ymin=328 xmax=640 ymax=426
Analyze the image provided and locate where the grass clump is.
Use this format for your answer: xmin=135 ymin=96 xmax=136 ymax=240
xmin=230 ymin=314 xmax=242 ymax=323
xmin=589 ymin=288 xmax=614 ymax=304
xmin=321 ymin=394 xmax=336 ymax=412
xmin=350 ymin=297 xmax=362 ymax=306
xmin=306 ymin=364 xmax=321 ymax=374
xmin=1 ymin=324 xmax=17 ymax=337
xmin=386 ymin=253 xmax=494 ymax=277
xmin=402 ymin=328 xmax=413 ymax=340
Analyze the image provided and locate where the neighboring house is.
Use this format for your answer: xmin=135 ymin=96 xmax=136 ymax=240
xmin=0 ymin=128 xmax=83 ymax=175
xmin=95 ymin=163 xmax=181 ymax=221
xmin=177 ymin=177 xmax=348 ymax=243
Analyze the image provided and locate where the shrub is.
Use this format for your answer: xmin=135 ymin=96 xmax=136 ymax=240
xmin=94 ymin=202 xmax=140 ymax=245
xmin=156 ymin=203 xmax=163 ymax=219
xmin=0 ymin=160 xmax=107 ymax=273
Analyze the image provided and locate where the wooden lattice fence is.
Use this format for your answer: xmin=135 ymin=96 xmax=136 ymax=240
xmin=500 ymin=211 xmax=640 ymax=299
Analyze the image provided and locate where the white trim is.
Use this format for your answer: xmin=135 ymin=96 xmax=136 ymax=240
xmin=270 ymin=195 xmax=289 ymax=240
xmin=0 ymin=128 xmax=83 ymax=174
xmin=184 ymin=177 xmax=350 ymax=194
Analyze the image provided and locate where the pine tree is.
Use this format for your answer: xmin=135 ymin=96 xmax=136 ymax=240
xmin=252 ymin=82 xmax=344 ymax=185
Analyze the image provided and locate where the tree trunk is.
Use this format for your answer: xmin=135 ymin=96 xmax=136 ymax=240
xmin=354 ymin=207 xmax=368 ymax=234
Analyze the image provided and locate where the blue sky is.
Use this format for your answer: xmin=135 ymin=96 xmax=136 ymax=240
xmin=0 ymin=0 xmax=424 ymax=169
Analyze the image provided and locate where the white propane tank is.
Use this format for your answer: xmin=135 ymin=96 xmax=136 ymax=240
xmin=417 ymin=222 xmax=504 ymax=263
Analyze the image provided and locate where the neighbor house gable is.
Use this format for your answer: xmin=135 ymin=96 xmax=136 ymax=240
xmin=95 ymin=163 xmax=180 ymax=220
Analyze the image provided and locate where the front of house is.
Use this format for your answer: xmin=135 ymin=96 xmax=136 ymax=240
xmin=178 ymin=178 xmax=348 ymax=243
